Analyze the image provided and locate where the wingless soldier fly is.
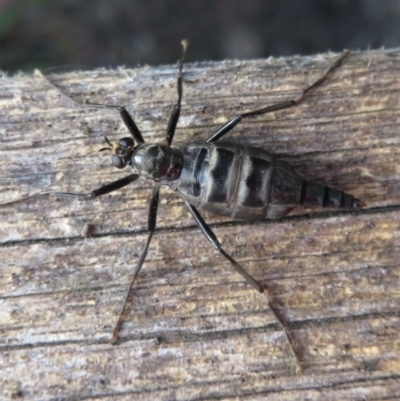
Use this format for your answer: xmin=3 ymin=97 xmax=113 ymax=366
xmin=2 ymin=41 xmax=360 ymax=372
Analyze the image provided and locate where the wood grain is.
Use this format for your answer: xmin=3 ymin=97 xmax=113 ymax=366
xmin=1 ymin=48 xmax=400 ymax=400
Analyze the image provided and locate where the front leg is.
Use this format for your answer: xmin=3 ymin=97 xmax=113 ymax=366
xmin=0 ymin=174 xmax=139 ymax=206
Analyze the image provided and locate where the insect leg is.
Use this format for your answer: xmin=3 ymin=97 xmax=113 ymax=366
xmin=184 ymin=200 xmax=303 ymax=372
xmin=83 ymin=103 xmax=145 ymax=145
xmin=62 ymin=173 xmax=140 ymax=199
xmin=165 ymin=40 xmax=189 ymax=146
xmin=207 ymin=50 xmax=351 ymax=142
xmin=184 ymin=201 xmax=263 ymax=291
xmin=38 ymin=70 xmax=146 ymax=145
xmin=88 ymin=40 xmax=189 ymax=147
xmin=0 ymin=174 xmax=139 ymax=206
xmin=111 ymin=186 xmax=160 ymax=344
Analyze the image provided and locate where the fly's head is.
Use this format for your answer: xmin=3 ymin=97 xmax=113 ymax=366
xmin=99 ymin=136 xmax=135 ymax=169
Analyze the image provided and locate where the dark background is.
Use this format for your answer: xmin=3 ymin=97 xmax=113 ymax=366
xmin=1 ymin=0 xmax=400 ymax=72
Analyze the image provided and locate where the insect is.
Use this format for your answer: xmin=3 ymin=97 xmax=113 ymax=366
xmin=3 ymin=41 xmax=360 ymax=372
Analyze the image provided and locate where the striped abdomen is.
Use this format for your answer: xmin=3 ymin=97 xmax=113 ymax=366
xmin=176 ymin=142 xmax=360 ymax=221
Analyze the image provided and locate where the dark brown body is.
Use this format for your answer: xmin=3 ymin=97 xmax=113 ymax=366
xmin=46 ymin=47 xmax=359 ymax=353
xmin=175 ymin=141 xmax=359 ymax=221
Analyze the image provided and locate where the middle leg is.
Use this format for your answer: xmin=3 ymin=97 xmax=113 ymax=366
xmin=165 ymin=39 xmax=190 ymax=146
xmin=111 ymin=186 xmax=160 ymax=344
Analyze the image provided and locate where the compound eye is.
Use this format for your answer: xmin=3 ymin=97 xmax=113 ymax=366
xmin=118 ymin=137 xmax=134 ymax=148
xmin=112 ymin=154 xmax=126 ymax=169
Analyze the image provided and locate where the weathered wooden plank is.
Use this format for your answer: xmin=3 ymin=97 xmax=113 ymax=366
xmin=1 ymin=48 xmax=400 ymax=400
